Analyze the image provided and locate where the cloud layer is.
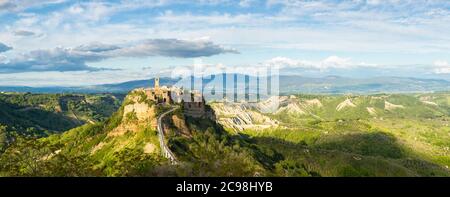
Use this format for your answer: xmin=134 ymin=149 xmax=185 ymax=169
xmin=0 ymin=0 xmax=65 ymax=13
xmin=0 ymin=0 xmax=449 ymax=86
xmin=0 ymin=47 xmax=106 ymax=73
xmin=112 ymin=39 xmax=238 ymax=58
xmin=0 ymin=38 xmax=238 ymax=73
xmin=14 ymin=30 xmax=36 ymax=36
xmin=266 ymin=56 xmax=377 ymax=70
xmin=434 ymin=60 xmax=450 ymax=74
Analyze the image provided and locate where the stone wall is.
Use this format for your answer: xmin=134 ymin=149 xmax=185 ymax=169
xmin=183 ymin=101 xmax=206 ymax=118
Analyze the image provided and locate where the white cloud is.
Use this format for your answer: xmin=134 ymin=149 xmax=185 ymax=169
xmin=68 ymin=4 xmax=84 ymax=14
xmin=69 ymin=2 xmax=112 ymax=22
xmin=266 ymin=56 xmax=377 ymax=70
xmin=434 ymin=60 xmax=449 ymax=67
xmin=0 ymin=0 xmax=15 ymax=11
xmin=239 ymin=0 xmax=255 ymax=7
xmin=0 ymin=0 xmax=66 ymax=13
xmin=113 ymin=38 xmax=238 ymax=58
xmin=13 ymin=30 xmax=35 ymax=36
xmin=156 ymin=12 xmax=263 ymax=26
xmin=433 ymin=60 xmax=450 ymax=74
xmin=0 ymin=54 xmax=6 ymax=62
xmin=3 ymin=0 xmax=450 ymax=55
xmin=0 ymin=69 xmax=152 ymax=86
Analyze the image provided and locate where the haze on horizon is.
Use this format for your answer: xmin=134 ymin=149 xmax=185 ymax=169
xmin=0 ymin=0 xmax=450 ymax=87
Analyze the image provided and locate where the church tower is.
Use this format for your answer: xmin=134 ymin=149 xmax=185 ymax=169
xmin=154 ymin=77 xmax=160 ymax=90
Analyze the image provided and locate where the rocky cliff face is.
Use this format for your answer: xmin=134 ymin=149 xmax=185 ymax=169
xmin=210 ymin=95 xmax=325 ymax=132
xmin=87 ymin=89 xmax=162 ymax=160
xmin=210 ymin=102 xmax=279 ymax=132
xmin=108 ymin=90 xmax=157 ymax=137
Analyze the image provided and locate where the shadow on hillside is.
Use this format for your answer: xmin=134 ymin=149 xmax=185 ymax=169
xmin=163 ymin=106 xmax=449 ymax=176
xmin=247 ymin=132 xmax=450 ymax=177
xmin=0 ymin=100 xmax=81 ymax=133
xmin=313 ymin=132 xmax=405 ymax=159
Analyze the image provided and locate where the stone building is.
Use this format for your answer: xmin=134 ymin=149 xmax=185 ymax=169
xmin=182 ymin=92 xmax=207 ymax=118
xmin=144 ymin=77 xmax=172 ymax=104
xmin=144 ymin=77 xmax=210 ymax=118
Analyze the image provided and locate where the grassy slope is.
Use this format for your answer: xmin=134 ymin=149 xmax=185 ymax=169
xmin=236 ymin=93 xmax=450 ymax=176
xmin=0 ymin=93 xmax=122 ymax=141
xmin=0 ymin=91 xmax=166 ymax=176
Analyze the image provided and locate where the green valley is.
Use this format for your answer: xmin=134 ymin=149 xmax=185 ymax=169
xmin=0 ymin=90 xmax=449 ymax=177
xmin=0 ymin=92 xmax=123 ymax=150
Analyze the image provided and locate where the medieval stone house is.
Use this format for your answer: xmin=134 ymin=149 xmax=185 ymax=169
xmin=144 ymin=77 xmax=172 ymax=104
xmin=144 ymin=77 xmax=209 ymax=118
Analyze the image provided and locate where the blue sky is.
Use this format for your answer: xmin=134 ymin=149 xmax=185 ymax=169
xmin=0 ymin=0 xmax=450 ymax=86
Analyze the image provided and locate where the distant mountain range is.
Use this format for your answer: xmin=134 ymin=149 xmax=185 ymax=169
xmin=0 ymin=78 xmax=180 ymax=94
xmin=1 ymin=75 xmax=450 ymax=94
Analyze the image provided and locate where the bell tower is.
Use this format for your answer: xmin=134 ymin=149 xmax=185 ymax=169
xmin=154 ymin=77 xmax=160 ymax=90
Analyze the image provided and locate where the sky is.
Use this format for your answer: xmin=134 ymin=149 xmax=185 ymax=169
xmin=0 ymin=0 xmax=450 ymax=86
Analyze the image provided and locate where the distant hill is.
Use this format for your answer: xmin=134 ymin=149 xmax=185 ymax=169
xmin=0 ymin=78 xmax=180 ymax=93
xmin=1 ymin=75 xmax=450 ymax=94
xmin=279 ymin=76 xmax=450 ymax=94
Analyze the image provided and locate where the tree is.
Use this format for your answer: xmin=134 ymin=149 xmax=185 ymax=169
xmin=0 ymin=125 xmax=7 ymax=151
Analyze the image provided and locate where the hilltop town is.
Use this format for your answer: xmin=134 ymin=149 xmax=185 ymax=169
xmin=132 ymin=77 xmax=211 ymax=119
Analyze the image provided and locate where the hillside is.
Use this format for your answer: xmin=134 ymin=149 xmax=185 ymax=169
xmin=0 ymin=89 xmax=264 ymax=176
xmin=210 ymin=93 xmax=450 ymax=176
xmin=0 ymin=90 xmax=449 ymax=177
xmin=0 ymin=93 xmax=123 ymax=150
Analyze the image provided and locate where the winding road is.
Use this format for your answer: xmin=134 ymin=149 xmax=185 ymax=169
xmin=157 ymin=105 xmax=179 ymax=165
